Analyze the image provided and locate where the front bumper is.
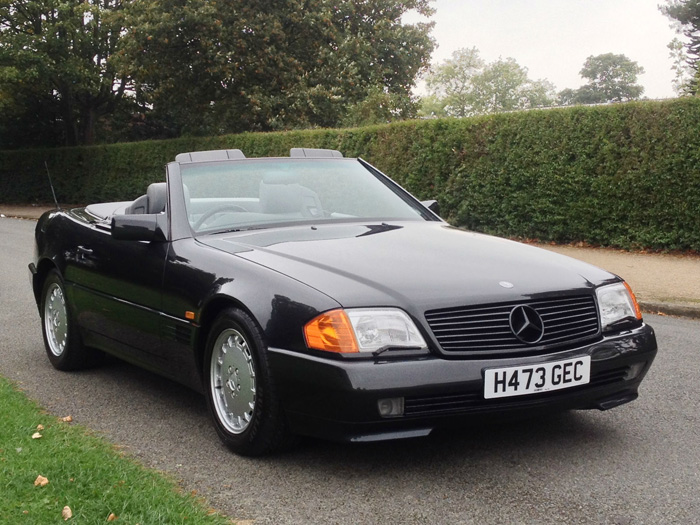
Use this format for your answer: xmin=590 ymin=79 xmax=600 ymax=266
xmin=268 ymin=323 xmax=657 ymax=442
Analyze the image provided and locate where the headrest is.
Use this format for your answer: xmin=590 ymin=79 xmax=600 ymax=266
xmin=147 ymin=182 xmax=167 ymax=214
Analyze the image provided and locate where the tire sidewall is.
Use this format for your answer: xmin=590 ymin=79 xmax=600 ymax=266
xmin=40 ymin=270 xmax=76 ymax=370
xmin=204 ymin=307 xmax=282 ymax=456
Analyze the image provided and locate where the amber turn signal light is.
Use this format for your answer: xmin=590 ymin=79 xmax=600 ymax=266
xmin=623 ymin=281 xmax=643 ymax=320
xmin=304 ymin=309 xmax=359 ymax=353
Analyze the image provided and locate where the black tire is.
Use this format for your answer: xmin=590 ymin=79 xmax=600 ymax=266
xmin=204 ymin=307 xmax=294 ymax=456
xmin=40 ymin=270 xmax=103 ymax=370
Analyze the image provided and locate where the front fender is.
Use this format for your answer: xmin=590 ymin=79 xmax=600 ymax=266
xmin=163 ymin=238 xmax=341 ymax=353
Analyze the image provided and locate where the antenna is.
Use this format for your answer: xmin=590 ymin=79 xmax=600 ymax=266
xmin=44 ymin=161 xmax=60 ymax=210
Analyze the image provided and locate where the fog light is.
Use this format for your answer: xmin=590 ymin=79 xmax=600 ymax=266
xmin=624 ymin=362 xmax=646 ymax=381
xmin=378 ymin=397 xmax=404 ymax=418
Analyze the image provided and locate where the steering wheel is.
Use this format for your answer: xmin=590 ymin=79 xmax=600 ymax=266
xmin=194 ymin=204 xmax=248 ymax=230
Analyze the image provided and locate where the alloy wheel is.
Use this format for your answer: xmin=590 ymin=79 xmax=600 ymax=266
xmin=210 ymin=328 xmax=257 ymax=434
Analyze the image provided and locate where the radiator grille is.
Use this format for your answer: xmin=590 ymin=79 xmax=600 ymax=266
xmin=425 ymin=295 xmax=600 ymax=355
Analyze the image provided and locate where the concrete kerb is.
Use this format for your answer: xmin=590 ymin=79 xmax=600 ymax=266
xmin=640 ymin=301 xmax=700 ymax=321
xmin=0 ymin=205 xmax=57 ymax=220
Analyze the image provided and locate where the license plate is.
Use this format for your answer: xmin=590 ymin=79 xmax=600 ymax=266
xmin=484 ymin=356 xmax=591 ymax=399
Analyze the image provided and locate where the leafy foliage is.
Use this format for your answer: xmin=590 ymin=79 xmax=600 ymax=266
xmin=423 ymin=48 xmax=556 ymax=117
xmin=2 ymin=99 xmax=700 ymax=251
xmin=341 ymin=86 xmax=419 ymax=127
xmin=0 ymin=0 xmax=131 ymax=146
xmin=0 ymin=0 xmax=435 ymax=146
xmin=558 ymin=53 xmax=645 ymax=105
xmin=424 ymin=47 xmax=484 ymax=117
xmin=470 ymin=58 xmax=556 ymax=114
xmin=667 ymin=37 xmax=696 ymax=95
xmin=116 ymin=0 xmax=435 ymax=136
xmin=661 ymin=0 xmax=700 ymax=95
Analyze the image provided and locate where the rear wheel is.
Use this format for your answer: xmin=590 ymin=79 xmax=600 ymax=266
xmin=40 ymin=270 xmax=102 ymax=370
xmin=204 ymin=308 xmax=294 ymax=456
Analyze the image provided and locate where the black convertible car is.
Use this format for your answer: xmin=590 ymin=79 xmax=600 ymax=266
xmin=30 ymin=148 xmax=657 ymax=455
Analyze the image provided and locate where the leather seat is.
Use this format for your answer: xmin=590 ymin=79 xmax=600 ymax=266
xmin=126 ymin=182 xmax=167 ymax=214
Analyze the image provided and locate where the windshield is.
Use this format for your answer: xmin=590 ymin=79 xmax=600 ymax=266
xmin=180 ymin=158 xmax=429 ymax=233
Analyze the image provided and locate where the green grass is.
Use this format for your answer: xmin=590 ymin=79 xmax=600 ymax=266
xmin=0 ymin=375 xmax=234 ymax=524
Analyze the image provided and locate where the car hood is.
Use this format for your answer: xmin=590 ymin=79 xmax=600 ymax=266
xmin=199 ymin=222 xmax=618 ymax=312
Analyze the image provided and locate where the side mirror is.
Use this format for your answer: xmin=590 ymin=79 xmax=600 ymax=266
xmin=421 ymin=200 xmax=440 ymax=216
xmin=111 ymin=214 xmax=165 ymax=241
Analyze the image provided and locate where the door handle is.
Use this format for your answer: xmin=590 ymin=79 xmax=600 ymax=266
xmin=77 ymin=246 xmax=94 ymax=256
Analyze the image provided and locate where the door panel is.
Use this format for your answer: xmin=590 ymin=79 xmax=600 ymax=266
xmin=63 ymin=223 xmax=167 ymax=360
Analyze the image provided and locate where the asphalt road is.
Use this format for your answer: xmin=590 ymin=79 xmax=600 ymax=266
xmin=2 ymin=216 xmax=699 ymax=525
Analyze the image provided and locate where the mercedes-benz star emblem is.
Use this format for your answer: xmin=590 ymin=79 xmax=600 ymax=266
xmin=509 ymin=305 xmax=545 ymax=344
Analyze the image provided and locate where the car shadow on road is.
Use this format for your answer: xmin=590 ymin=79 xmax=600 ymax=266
xmin=55 ymin=354 xmax=625 ymax=478
xmin=271 ymin=410 xmax=620 ymax=470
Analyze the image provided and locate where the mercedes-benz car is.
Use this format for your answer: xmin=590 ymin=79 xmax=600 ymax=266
xmin=29 ymin=148 xmax=658 ymax=455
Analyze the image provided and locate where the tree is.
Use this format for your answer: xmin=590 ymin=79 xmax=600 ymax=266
xmin=469 ymin=58 xmax=556 ymax=114
xmin=556 ymin=88 xmax=577 ymax=106
xmin=579 ymin=53 xmax=645 ymax=102
xmin=668 ymin=38 xmax=696 ymax=95
xmin=661 ymin=0 xmax=700 ymax=94
xmin=562 ymin=53 xmax=645 ymax=104
xmin=341 ymin=86 xmax=418 ymax=127
xmin=118 ymin=0 xmax=435 ymax=136
xmin=423 ymin=49 xmax=556 ymax=117
xmin=424 ymin=47 xmax=484 ymax=117
xmin=418 ymin=94 xmax=448 ymax=118
xmin=0 ymin=1 xmax=130 ymax=146
xmin=0 ymin=1 xmax=434 ymax=147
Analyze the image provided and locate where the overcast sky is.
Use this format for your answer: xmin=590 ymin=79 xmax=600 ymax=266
xmin=405 ymin=0 xmax=680 ymax=99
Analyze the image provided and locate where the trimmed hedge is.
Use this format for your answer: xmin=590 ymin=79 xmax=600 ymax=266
xmin=2 ymin=98 xmax=700 ymax=251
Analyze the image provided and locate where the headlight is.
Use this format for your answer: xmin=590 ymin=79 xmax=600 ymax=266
xmin=596 ymin=282 xmax=642 ymax=331
xmin=304 ymin=308 xmax=427 ymax=354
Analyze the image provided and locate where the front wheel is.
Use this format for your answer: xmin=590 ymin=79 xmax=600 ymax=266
xmin=204 ymin=308 xmax=294 ymax=456
xmin=40 ymin=270 xmax=102 ymax=370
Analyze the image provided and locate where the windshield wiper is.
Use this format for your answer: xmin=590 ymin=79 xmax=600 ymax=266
xmin=208 ymin=225 xmax=269 ymax=235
